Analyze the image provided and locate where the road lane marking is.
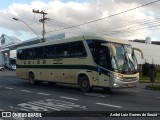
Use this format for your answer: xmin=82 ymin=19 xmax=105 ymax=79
xmin=37 ymin=93 xmax=50 ymax=96
xmin=156 ymin=97 xmax=160 ymax=99
xmin=20 ymin=90 xmax=31 ymax=93
xmin=5 ymin=87 xmax=14 ymax=90
xmin=27 ymin=102 xmax=61 ymax=111
xmin=95 ymin=103 xmax=122 ymax=109
xmin=9 ymin=106 xmax=30 ymax=111
xmin=85 ymin=93 xmax=110 ymax=97
xmin=60 ymin=96 xmax=79 ymax=101
xmin=9 ymin=99 xmax=86 ymax=111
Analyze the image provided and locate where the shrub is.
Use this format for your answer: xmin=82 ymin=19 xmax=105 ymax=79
xmin=142 ymin=62 xmax=150 ymax=76
xmin=146 ymin=85 xmax=160 ymax=90
xmin=150 ymin=64 xmax=156 ymax=77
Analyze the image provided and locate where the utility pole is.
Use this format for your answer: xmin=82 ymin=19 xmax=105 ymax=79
xmin=33 ymin=9 xmax=48 ymax=43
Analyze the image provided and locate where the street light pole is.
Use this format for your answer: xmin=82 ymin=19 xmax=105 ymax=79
xmin=13 ymin=17 xmax=42 ymax=42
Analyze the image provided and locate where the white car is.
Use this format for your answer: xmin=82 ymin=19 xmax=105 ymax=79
xmin=0 ymin=66 xmax=5 ymax=71
xmin=9 ymin=65 xmax=16 ymax=70
xmin=11 ymin=65 xmax=16 ymax=70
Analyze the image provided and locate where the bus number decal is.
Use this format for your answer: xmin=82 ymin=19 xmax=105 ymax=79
xmin=37 ymin=60 xmax=40 ymax=64
xmin=28 ymin=61 xmax=31 ymax=64
xmin=53 ymin=59 xmax=63 ymax=64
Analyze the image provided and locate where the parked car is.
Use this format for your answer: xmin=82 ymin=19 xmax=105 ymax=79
xmin=8 ymin=65 xmax=16 ymax=70
xmin=0 ymin=66 xmax=5 ymax=71
xmin=11 ymin=65 xmax=16 ymax=70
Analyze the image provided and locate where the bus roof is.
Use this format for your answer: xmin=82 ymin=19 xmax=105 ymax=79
xmin=17 ymin=35 xmax=130 ymax=49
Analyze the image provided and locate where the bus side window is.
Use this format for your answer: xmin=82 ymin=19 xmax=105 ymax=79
xmin=25 ymin=48 xmax=33 ymax=60
xmin=44 ymin=45 xmax=55 ymax=58
xmin=70 ymin=41 xmax=87 ymax=57
xmin=64 ymin=51 xmax=68 ymax=56
xmin=33 ymin=47 xmax=43 ymax=59
xmin=17 ymin=49 xmax=25 ymax=59
xmin=55 ymin=43 xmax=70 ymax=58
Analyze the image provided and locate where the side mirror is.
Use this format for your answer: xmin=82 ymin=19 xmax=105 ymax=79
xmin=110 ymin=44 xmax=116 ymax=57
xmin=133 ymin=47 xmax=144 ymax=59
xmin=101 ymin=43 xmax=116 ymax=57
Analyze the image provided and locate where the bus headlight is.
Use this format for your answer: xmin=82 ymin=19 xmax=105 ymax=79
xmin=109 ymin=75 xmax=122 ymax=87
xmin=113 ymin=83 xmax=119 ymax=87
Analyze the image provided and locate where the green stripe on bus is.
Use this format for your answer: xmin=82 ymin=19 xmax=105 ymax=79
xmin=16 ymin=64 xmax=109 ymax=75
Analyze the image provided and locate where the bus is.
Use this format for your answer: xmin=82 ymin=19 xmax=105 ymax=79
xmin=16 ymin=36 xmax=144 ymax=92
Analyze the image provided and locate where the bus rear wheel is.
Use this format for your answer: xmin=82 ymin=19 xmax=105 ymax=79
xmin=78 ymin=76 xmax=91 ymax=92
xmin=29 ymin=73 xmax=36 ymax=85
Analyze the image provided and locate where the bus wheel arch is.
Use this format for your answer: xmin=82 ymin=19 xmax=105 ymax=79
xmin=78 ymin=74 xmax=92 ymax=92
xmin=28 ymin=72 xmax=36 ymax=85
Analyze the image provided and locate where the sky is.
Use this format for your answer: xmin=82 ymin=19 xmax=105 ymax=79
xmin=0 ymin=0 xmax=160 ymax=41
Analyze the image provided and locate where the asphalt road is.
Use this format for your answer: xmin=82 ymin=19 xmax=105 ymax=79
xmin=0 ymin=71 xmax=160 ymax=120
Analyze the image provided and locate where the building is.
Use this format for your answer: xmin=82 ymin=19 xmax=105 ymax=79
xmin=130 ymin=37 xmax=160 ymax=65
xmin=0 ymin=34 xmax=21 ymax=66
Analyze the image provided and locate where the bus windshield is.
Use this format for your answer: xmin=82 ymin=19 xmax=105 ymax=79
xmin=87 ymin=40 xmax=138 ymax=74
xmin=111 ymin=44 xmax=138 ymax=74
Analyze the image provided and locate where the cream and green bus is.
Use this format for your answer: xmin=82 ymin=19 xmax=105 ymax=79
xmin=16 ymin=36 xmax=144 ymax=92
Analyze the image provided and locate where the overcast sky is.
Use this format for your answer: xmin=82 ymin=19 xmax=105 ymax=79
xmin=0 ymin=0 xmax=160 ymax=41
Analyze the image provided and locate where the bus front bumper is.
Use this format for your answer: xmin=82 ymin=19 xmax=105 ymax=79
xmin=109 ymin=76 xmax=139 ymax=88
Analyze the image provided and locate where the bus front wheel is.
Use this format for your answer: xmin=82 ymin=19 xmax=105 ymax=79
xmin=29 ymin=73 xmax=36 ymax=85
xmin=78 ymin=76 xmax=91 ymax=92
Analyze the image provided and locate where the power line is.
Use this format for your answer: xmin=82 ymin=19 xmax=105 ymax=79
xmin=46 ymin=19 xmax=85 ymax=35
xmin=46 ymin=0 xmax=160 ymax=33
xmin=102 ymin=17 xmax=160 ymax=32
xmin=92 ymin=16 xmax=160 ymax=36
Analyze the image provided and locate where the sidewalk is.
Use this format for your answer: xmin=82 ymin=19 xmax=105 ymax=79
xmin=0 ymin=70 xmax=16 ymax=77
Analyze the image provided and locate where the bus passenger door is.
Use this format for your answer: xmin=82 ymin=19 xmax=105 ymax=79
xmin=97 ymin=47 xmax=110 ymax=87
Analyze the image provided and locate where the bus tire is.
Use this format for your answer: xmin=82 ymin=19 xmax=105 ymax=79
xmin=29 ymin=73 xmax=36 ymax=85
xmin=78 ymin=76 xmax=91 ymax=92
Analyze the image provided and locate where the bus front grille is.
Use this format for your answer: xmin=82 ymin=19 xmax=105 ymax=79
xmin=122 ymin=78 xmax=138 ymax=82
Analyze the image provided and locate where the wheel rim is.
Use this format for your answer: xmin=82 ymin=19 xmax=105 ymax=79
xmin=29 ymin=74 xmax=34 ymax=84
xmin=82 ymin=81 xmax=88 ymax=88
xmin=30 ymin=78 xmax=33 ymax=84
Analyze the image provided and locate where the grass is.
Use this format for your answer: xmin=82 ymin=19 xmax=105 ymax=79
xmin=139 ymin=69 xmax=160 ymax=83
xmin=145 ymin=85 xmax=160 ymax=91
xmin=139 ymin=68 xmax=160 ymax=91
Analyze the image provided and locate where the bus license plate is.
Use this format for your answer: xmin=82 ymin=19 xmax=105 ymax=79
xmin=128 ymin=83 xmax=134 ymax=87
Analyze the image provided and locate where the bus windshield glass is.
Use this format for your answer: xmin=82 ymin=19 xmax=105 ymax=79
xmin=87 ymin=40 xmax=138 ymax=74
xmin=111 ymin=44 xmax=138 ymax=74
